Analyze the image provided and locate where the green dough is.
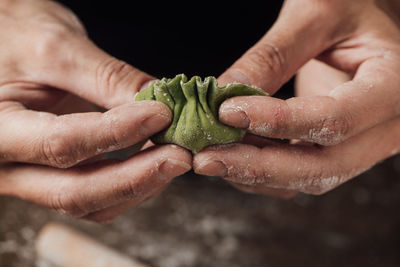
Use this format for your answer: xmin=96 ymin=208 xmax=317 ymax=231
xmin=135 ymin=74 xmax=267 ymax=153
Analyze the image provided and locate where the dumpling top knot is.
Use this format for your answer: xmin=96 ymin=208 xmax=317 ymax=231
xmin=135 ymin=74 xmax=267 ymax=153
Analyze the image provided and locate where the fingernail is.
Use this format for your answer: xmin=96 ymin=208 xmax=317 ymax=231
xmin=141 ymin=114 xmax=170 ymax=135
xmin=195 ymin=160 xmax=228 ymax=177
xmin=159 ymin=159 xmax=191 ymax=179
xmin=220 ymin=102 xmax=250 ymax=128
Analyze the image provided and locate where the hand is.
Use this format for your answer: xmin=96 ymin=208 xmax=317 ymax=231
xmin=194 ymin=0 xmax=400 ymax=197
xmin=0 ymin=0 xmax=191 ymax=223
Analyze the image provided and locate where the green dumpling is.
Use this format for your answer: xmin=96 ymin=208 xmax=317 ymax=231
xmin=135 ymin=74 xmax=267 ymax=153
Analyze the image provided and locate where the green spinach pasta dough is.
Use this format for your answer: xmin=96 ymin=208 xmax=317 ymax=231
xmin=135 ymin=74 xmax=267 ymax=153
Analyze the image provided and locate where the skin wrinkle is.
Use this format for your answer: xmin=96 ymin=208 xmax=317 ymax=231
xmin=40 ymin=169 xmax=88 ymax=217
xmin=223 ymin=163 xmax=274 ymax=187
xmin=305 ymin=126 xmax=344 ymax=146
xmin=240 ymin=43 xmax=286 ymax=90
xmin=289 ymin=166 xmax=371 ymax=195
xmin=42 ymin=114 xmax=95 ymax=168
xmin=95 ymin=57 xmax=129 ymax=108
xmin=111 ymin=159 xmax=159 ymax=199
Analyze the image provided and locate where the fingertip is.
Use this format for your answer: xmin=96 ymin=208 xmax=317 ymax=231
xmin=125 ymin=101 xmax=172 ymax=135
xmin=87 ymin=101 xmax=173 ymax=156
xmin=133 ymin=100 xmax=172 ymax=120
xmin=162 ymin=144 xmax=193 ymax=168
xmin=146 ymin=144 xmax=193 ymax=179
xmin=192 ymin=149 xmax=210 ymax=170
xmin=219 ymin=98 xmax=250 ymax=129
xmin=193 ymin=150 xmax=228 ymax=177
xmin=159 ymin=158 xmax=191 ymax=178
xmin=195 ymin=160 xmax=228 ymax=177
xmin=219 ymin=95 xmax=271 ymax=127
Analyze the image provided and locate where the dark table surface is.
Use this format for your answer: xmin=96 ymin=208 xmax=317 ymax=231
xmin=1 ymin=156 xmax=400 ymax=267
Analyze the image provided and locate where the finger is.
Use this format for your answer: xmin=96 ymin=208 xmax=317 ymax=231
xmin=82 ymin=183 xmax=168 ymax=224
xmin=194 ymin=117 xmax=400 ymax=195
xmin=225 ymin=132 xmax=294 ymax=200
xmin=82 ymin=199 xmax=139 ymax=224
xmin=219 ymin=57 xmax=400 ymax=145
xmin=228 ymin=181 xmax=298 ymax=199
xmin=218 ymin=0 xmax=355 ymax=93
xmin=23 ymin=31 xmax=153 ymax=109
xmin=0 ymin=100 xmax=171 ymax=168
xmin=0 ymin=145 xmax=192 ymax=218
xmin=295 ymin=59 xmax=351 ymax=97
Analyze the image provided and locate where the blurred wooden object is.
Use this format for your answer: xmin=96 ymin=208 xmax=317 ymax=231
xmin=35 ymin=222 xmax=148 ymax=267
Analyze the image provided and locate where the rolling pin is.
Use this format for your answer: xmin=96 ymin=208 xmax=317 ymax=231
xmin=35 ymin=222 xmax=149 ymax=267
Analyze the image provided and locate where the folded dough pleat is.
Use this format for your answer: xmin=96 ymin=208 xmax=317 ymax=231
xmin=135 ymin=74 xmax=267 ymax=153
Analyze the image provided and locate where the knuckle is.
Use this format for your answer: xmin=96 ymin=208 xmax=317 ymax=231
xmin=48 ymin=191 xmax=87 ymax=218
xmin=95 ymin=58 xmax=137 ymax=100
xmin=309 ymin=113 xmax=352 ymax=146
xmin=297 ymin=168 xmax=341 ymax=195
xmin=269 ymin=102 xmax=290 ymax=134
xmin=108 ymin=126 xmax=123 ymax=149
xmin=249 ymin=100 xmax=289 ymax=137
xmin=229 ymin=168 xmax=270 ymax=186
xmin=102 ymin=114 xmax=123 ymax=149
xmin=40 ymin=128 xmax=78 ymax=168
xmin=41 ymin=138 xmax=72 ymax=168
xmin=304 ymin=176 xmax=340 ymax=195
xmin=244 ymin=43 xmax=285 ymax=81
xmin=117 ymin=180 xmax=145 ymax=200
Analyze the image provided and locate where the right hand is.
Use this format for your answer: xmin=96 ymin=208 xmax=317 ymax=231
xmin=0 ymin=0 xmax=191 ymax=223
xmin=194 ymin=0 xmax=400 ymax=197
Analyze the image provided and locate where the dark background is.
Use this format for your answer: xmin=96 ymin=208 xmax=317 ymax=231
xmin=57 ymin=0 xmax=293 ymax=99
xmin=0 ymin=1 xmax=399 ymax=267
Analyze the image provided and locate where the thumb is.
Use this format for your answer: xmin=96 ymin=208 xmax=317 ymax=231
xmin=33 ymin=36 xmax=153 ymax=109
xmin=219 ymin=0 xmax=353 ymax=94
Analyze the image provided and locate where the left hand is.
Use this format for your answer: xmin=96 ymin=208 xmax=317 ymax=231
xmin=0 ymin=0 xmax=192 ymax=223
xmin=193 ymin=0 xmax=400 ymax=197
